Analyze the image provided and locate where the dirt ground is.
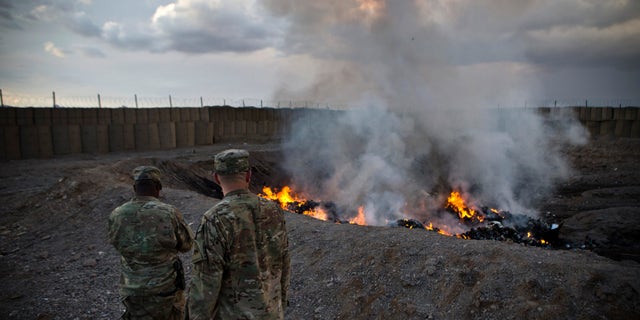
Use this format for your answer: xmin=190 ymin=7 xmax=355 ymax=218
xmin=0 ymin=138 xmax=639 ymax=320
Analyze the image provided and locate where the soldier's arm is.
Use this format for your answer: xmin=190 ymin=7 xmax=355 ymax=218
xmin=106 ymin=209 xmax=120 ymax=246
xmin=173 ymin=208 xmax=194 ymax=252
xmin=187 ymin=214 xmax=229 ymax=319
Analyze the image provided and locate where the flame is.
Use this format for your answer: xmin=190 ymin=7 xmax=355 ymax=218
xmin=260 ymin=186 xmax=329 ymax=220
xmin=526 ymin=231 xmax=549 ymax=245
xmin=308 ymin=206 xmax=329 ymax=221
xmin=446 ymin=191 xmax=484 ymax=222
xmin=349 ymin=206 xmax=366 ymax=225
xmin=261 ymin=186 xmax=298 ymax=205
xmin=424 ymin=222 xmax=453 ymax=236
xmin=260 ymin=185 xmax=551 ymax=246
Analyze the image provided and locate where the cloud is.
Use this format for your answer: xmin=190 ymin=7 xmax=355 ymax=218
xmin=264 ymin=0 xmax=640 ymax=68
xmin=68 ymin=10 xmax=102 ymax=37
xmin=22 ymin=0 xmax=284 ymax=54
xmin=147 ymin=0 xmax=282 ymax=53
xmin=101 ymin=21 xmax=155 ymax=51
xmin=44 ymin=41 xmax=65 ymax=57
xmin=0 ymin=0 xmax=21 ymax=30
xmin=9 ymin=0 xmax=640 ymax=65
xmin=523 ymin=18 xmax=640 ymax=68
xmin=440 ymin=0 xmax=640 ymax=68
xmin=20 ymin=0 xmax=102 ymax=37
xmin=78 ymin=45 xmax=105 ymax=58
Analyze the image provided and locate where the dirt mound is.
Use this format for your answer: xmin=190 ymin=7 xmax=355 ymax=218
xmin=285 ymin=213 xmax=639 ymax=319
xmin=0 ymin=140 xmax=639 ymax=319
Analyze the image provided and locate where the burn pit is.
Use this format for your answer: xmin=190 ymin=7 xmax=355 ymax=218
xmin=224 ymin=149 xmax=605 ymax=254
xmin=259 ymin=185 xmax=573 ymax=250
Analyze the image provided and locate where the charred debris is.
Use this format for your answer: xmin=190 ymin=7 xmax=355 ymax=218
xmin=279 ymin=199 xmax=596 ymax=252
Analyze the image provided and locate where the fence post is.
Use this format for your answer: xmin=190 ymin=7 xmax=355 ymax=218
xmin=0 ymin=89 xmax=3 ymax=107
xmin=169 ymin=95 xmax=173 ymax=108
xmin=98 ymin=94 xmax=102 ymax=108
xmin=260 ymin=100 xmax=263 ymax=108
xmin=135 ymin=94 xmax=139 ymax=108
xmin=52 ymin=91 xmax=56 ymax=108
xmin=200 ymin=96 xmax=203 ymax=107
xmin=585 ymin=100 xmax=588 ymax=107
xmin=223 ymin=99 xmax=226 ymax=106
xmin=242 ymin=99 xmax=245 ymax=107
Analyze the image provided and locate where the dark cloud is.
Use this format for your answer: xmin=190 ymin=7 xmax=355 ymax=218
xmin=0 ymin=1 xmax=24 ymax=52
xmin=67 ymin=11 xmax=102 ymax=37
xmin=3 ymin=0 xmax=102 ymax=37
xmin=0 ymin=0 xmax=23 ymax=30
xmin=516 ymin=0 xmax=640 ymax=31
xmin=514 ymin=1 xmax=640 ymax=69
xmin=262 ymin=0 xmax=640 ymax=68
xmin=101 ymin=21 xmax=156 ymax=51
xmin=261 ymin=0 xmax=639 ymax=105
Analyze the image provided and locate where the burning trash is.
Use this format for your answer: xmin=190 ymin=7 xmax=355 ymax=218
xmin=259 ymin=185 xmax=565 ymax=248
xmin=261 ymin=186 xmax=336 ymax=222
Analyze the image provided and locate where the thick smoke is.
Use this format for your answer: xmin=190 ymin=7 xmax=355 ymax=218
xmin=266 ymin=1 xmax=588 ymax=226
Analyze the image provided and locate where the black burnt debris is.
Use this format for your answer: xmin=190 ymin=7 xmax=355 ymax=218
xmin=395 ymin=219 xmax=426 ymax=230
xmin=456 ymin=207 xmax=563 ymax=247
xmin=391 ymin=206 xmax=598 ymax=251
xmin=283 ymin=199 xmax=342 ymax=222
xmin=261 ymin=187 xmax=598 ymax=252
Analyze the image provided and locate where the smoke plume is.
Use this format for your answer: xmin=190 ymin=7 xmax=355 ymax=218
xmin=265 ymin=1 xmax=588 ymax=226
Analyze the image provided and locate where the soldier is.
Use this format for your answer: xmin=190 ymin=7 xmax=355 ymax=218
xmin=108 ymin=166 xmax=194 ymax=320
xmin=187 ymin=149 xmax=291 ymax=319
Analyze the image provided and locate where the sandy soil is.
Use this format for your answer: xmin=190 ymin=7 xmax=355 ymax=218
xmin=0 ymin=138 xmax=638 ymax=320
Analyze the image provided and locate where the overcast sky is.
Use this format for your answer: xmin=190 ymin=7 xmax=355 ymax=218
xmin=1 ymin=0 xmax=639 ymax=107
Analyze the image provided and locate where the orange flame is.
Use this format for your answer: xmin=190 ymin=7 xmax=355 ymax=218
xmin=261 ymin=186 xmax=299 ymax=205
xmin=260 ymin=186 xmax=329 ymax=221
xmin=261 ymin=186 xmax=510 ymax=239
xmin=424 ymin=222 xmax=453 ymax=236
xmin=446 ymin=191 xmax=484 ymax=222
xmin=349 ymin=206 xmax=367 ymax=225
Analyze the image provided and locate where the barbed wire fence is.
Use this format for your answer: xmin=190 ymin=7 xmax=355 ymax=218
xmin=0 ymin=89 xmax=637 ymax=109
xmin=534 ymin=98 xmax=637 ymax=108
xmin=0 ymin=90 xmax=351 ymax=109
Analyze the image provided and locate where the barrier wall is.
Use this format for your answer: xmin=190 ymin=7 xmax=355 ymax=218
xmin=1 ymin=106 xmax=638 ymax=160
xmin=0 ymin=106 xmax=295 ymax=160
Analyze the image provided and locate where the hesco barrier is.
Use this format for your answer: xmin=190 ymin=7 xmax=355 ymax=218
xmin=0 ymin=106 xmax=638 ymax=160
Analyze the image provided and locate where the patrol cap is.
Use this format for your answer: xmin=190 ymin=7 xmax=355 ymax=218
xmin=214 ymin=149 xmax=250 ymax=175
xmin=132 ymin=166 xmax=162 ymax=183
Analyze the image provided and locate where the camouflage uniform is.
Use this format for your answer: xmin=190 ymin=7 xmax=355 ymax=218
xmin=187 ymin=149 xmax=291 ymax=320
xmin=108 ymin=166 xmax=194 ymax=320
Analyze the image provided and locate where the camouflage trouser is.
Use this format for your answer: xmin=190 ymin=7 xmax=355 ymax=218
xmin=121 ymin=290 xmax=185 ymax=320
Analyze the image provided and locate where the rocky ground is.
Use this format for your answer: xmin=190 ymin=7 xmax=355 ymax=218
xmin=0 ymin=138 xmax=639 ymax=320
